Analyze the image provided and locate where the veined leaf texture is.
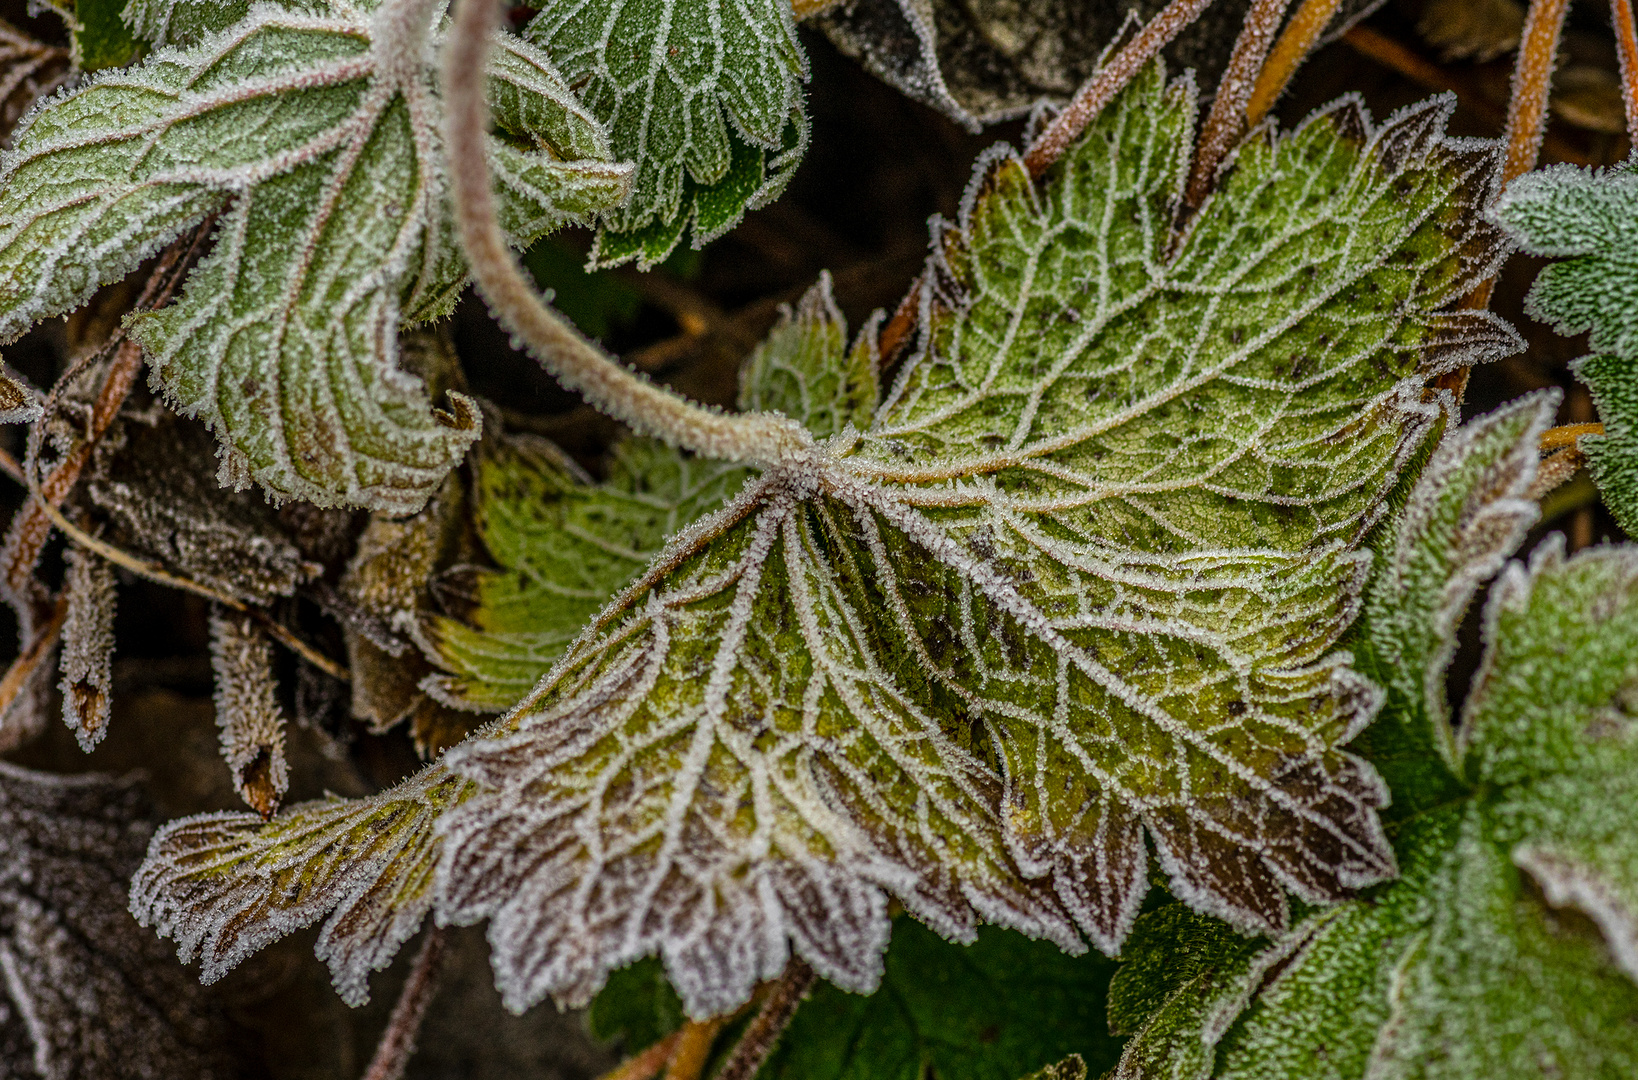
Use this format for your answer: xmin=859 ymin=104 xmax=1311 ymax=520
xmin=0 ymin=0 xmax=630 ymax=512
xmin=135 ymin=62 xmax=1521 ymax=1019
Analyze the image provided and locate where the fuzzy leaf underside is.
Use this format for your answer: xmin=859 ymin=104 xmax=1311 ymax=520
xmin=0 ymin=1 xmax=629 ymax=512
xmin=133 ymin=71 xmax=1512 ymax=1020
xmin=432 ymin=74 xmax=1513 ymax=1017
xmin=422 ymin=274 xmax=872 ymax=711
xmin=524 ymin=0 xmax=808 ymax=267
xmin=1492 ymin=160 xmax=1638 ymax=534
xmin=1111 ymin=413 xmax=1638 ymax=1080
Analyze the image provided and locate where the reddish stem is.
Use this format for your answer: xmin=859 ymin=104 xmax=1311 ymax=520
xmin=1245 ymin=0 xmax=1345 ymax=127
xmin=1022 ymin=0 xmax=1219 ymax=179
xmin=1612 ymin=0 xmax=1638 ymax=141
xmin=1186 ymin=0 xmax=1295 ymax=206
xmin=361 ymin=929 xmax=448 ymax=1080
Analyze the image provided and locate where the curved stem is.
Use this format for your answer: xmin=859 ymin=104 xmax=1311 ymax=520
xmin=441 ymin=0 xmax=812 ymax=465
xmin=1615 ymin=0 xmax=1638 ymax=141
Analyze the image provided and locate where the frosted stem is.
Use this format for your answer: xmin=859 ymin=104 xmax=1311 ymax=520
xmin=1022 ymin=0 xmax=1217 ymax=178
xmin=1244 ymin=0 xmax=1344 ymax=128
xmin=1615 ymin=0 xmax=1638 ymax=141
xmin=1185 ymin=0 xmax=1293 ymax=207
xmin=441 ymin=0 xmax=813 ymax=465
xmin=361 ymin=928 xmax=448 ymax=1080
xmin=1503 ymin=0 xmax=1571 ymax=185
xmin=715 ymin=960 xmax=816 ymax=1080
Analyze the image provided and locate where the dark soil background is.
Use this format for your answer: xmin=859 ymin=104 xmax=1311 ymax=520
xmin=0 ymin=1 xmax=1628 ymax=1076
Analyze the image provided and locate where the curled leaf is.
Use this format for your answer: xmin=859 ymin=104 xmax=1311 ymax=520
xmin=208 ymin=609 xmax=289 ymax=818
xmin=57 ymin=546 xmax=117 ymax=752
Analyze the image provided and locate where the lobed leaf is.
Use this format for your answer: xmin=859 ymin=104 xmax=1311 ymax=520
xmin=130 ymin=762 xmax=474 ymax=1006
xmin=0 ymin=1 xmax=629 ymax=512
xmin=1111 ymin=436 xmax=1638 ymax=1078
xmin=1492 ymin=159 xmax=1638 ymax=533
xmin=135 ymin=69 xmax=1513 ymax=1020
xmin=524 ymin=0 xmax=809 ymax=268
xmin=432 ymin=72 xmax=1510 ymax=1016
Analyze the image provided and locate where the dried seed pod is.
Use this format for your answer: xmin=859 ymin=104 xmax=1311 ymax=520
xmin=57 ymin=546 xmax=116 ymax=752
xmin=208 ymin=609 xmax=289 ymax=819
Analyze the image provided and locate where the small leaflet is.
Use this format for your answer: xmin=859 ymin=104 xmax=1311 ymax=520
xmin=0 ymin=5 xmax=630 ymax=512
xmin=208 ymin=609 xmax=289 ymax=819
xmin=1110 ymin=425 xmax=1638 ymax=1078
xmin=121 ymin=0 xmax=251 ymax=47
xmin=0 ymin=763 xmax=232 ymax=1080
xmin=130 ymin=763 xmax=474 ymax=1007
xmin=57 ymin=546 xmax=117 ymax=752
xmin=525 ymin=0 xmax=808 ymax=268
xmin=1492 ymin=159 xmax=1638 ymax=535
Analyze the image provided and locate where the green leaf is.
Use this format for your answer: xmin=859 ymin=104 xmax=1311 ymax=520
xmin=419 ymin=274 xmax=863 ymax=711
xmin=131 ymin=762 xmax=475 ymax=1006
xmin=0 ymin=4 xmax=630 ymax=512
xmin=587 ymin=957 xmax=687 ymax=1050
xmin=1351 ymin=391 xmax=1551 ymax=815
xmin=1111 ymin=533 xmax=1638 ymax=1080
xmin=758 ymin=919 xmax=1123 ymax=1080
xmin=523 ymin=235 xmax=643 ymax=340
xmin=1492 ymin=159 xmax=1638 ymax=534
xmin=135 ymin=71 xmax=1511 ymax=1021
xmin=525 ymin=0 xmax=809 ymax=268
xmin=120 ymin=0 xmax=249 ymax=47
xmin=431 ymin=76 xmax=1508 ymax=1017
xmin=73 ymin=0 xmax=143 ymax=70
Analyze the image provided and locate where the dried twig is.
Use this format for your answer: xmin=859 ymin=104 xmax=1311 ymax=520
xmin=1612 ymin=0 xmax=1638 ymax=139
xmin=360 ymin=929 xmax=448 ymax=1080
xmin=1245 ymin=0 xmax=1345 ymax=127
xmin=1022 ymin=0 xmax=1219 ymax=178
xmin=1186 ymin=0 xmax=1295 ymax=207
xmin=715 ymin=960 xmax=817 ymax=1080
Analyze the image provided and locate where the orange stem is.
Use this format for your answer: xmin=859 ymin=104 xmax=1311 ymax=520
xmin=1540 ymin=422 xmax=1605 ymax=450
xmin=1503 ymin=0 xmax=1572 ymax=185
xmin=1246 ymin=0 xmax=1345 ymax=127
xmin=662 ymin=1019 xmax=729 ymax=1080
xmin=594 ymin=1033 xmax=684 ymax=1080
xmin=1612 ymin=0 xmax=1638 ymax=140
xmin=1023 ymin=0 xmax=1219 ymax=178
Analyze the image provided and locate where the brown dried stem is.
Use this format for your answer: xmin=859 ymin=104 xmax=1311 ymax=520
xmin=1245 ymin=0 xmax=1345 ymax=127
xmin=1022 ymin=0 xmax=1220 ymax=179
xmin=361 ymin=928 xmax=448 ymax=1080
xmin=441 ymin=0 xmax=811 ymax=466
xmin=0 ymin=590 xmax=66 ymax=744
xmin=715 ymin=960 xmax=817 ymax=1080
xmin=1612 ymin=0 xmax=1638 ymax=139
xmin=1186 ymin=0 xmax=1295 ymax=207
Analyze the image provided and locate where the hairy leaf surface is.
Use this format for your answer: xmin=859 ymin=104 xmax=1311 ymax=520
xmin=0 ymin=0 xmax=629 ymax=511
xmin=1111 ymin=410 xmax=1638 ymax=1080
xmin=524 ymin=0 xmax=808 ymax=267
xmin=1492 ymin=159 xmax=1638 ymax=534
xmin=421 ymin=275 xmax=867 ymax=711
xmin=136 ymin=70 xmax=1511 ymax=1020
xmin=432 ymin=74 xmax=1509 ymax=1016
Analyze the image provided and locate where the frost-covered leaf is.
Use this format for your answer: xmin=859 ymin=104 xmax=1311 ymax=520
xmin=209 ymin=609 xmax=289 ymax=818
xmin=524 ymin=0 xmax=808 ymax=268
xmin=84 ymin=410 xmax=319 ymax=605
xmin=758 ymin=918 xmax=1123 ymax=1080
xmin=431 ymin=74 xmax=1508 ymax=1017
xmin=1350 ymin=392 xmax=1550 ymax=813
xmin=1112 ymin=536 xmax=1638 ymax=1080
xmin=131 ymin=761 xmax=473 ymax=1007
xmin=122 ymin=0 xmax=251 ymax=47
xmin=421 ymin=276 xmax=859 ymax=712
xmin=0 ymin=368 xmax=42 ymax=423
xmin=0 ymin=763 xmax=232 ymax=1080
xmin=137 ymin=68 xmax=1509 ymax=1021
xmin=0 ymin=1 xmax=630 ymax=511
xmin=57 ymin=546 xmax=117 ymax=752
xmin=1492 ymin=160 xmax=1638 ymax=534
